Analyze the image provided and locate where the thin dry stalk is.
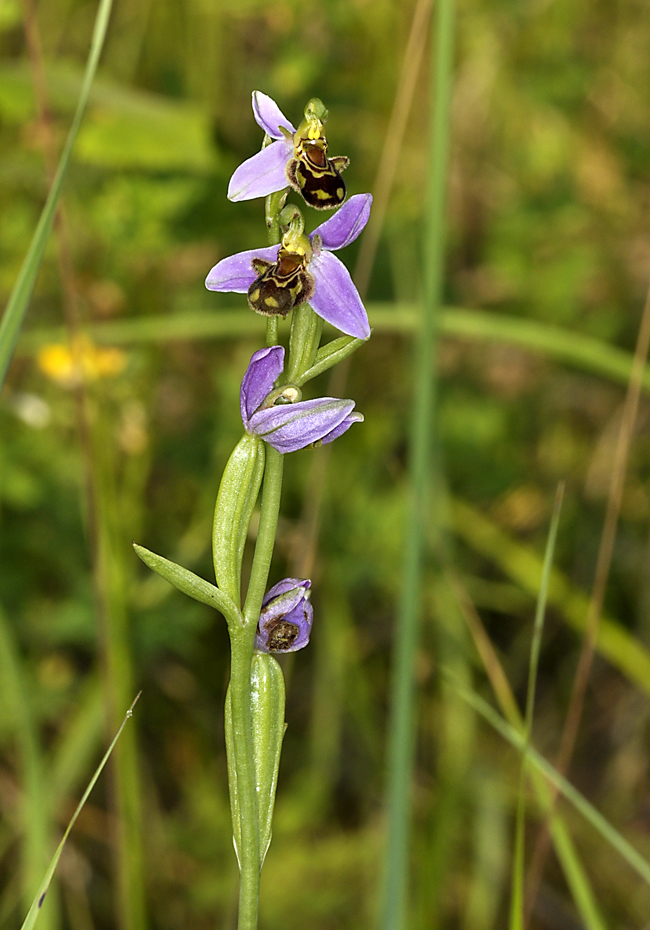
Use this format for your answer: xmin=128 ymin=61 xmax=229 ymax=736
xmin=353 ymin=0 xmax=435 ymax=297
xmin=525 ymin=282 xmax=650 ymax=924
xmin=290 ymin=0 xmax=434 ymax=579
xmin=447 ymin=571 xmax=522 ymax=727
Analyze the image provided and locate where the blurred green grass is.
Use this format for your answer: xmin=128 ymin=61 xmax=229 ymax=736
xmin=3 ymin=0 xmax=650 ymax=928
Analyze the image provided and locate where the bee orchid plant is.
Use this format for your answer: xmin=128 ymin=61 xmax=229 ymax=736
xmin=135 ymin=91 xmax=371 ymax=930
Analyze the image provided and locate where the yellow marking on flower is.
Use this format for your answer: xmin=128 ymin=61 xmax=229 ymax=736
xmin=37 ymin=335 xmax=127 ymax=388
xmin=308 ymin=119 xmax=324 ymax=141
xmin=281 ymin=227 xmax=312 ymax=261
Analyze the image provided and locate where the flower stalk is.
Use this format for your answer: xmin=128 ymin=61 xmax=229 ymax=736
xmin=227 ymin=192 xmax=287 ymax=930
xmin=135 ymin=91 xmax=371 ymax=930
xmin=227 ymin=621 xmax=262 ymax=930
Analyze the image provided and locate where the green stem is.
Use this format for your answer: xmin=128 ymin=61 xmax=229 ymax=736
xmin=225 ymin=181 xmax=288 ymax=930
xmin=229 ymin=622 xmax=261 ymax=930
xmin=380 ymin=0 xmax=456 ymax=927
xmin=286 ymin=303 xmax=323 ymax=383
xmin=266 ymin=317 xmax=278 ymax=348
xmin=226 ymin=446 xmax=284 ymax=930
xmin=243 ymin=447 xmax=285 ymax=626
xmin=250 ymin=190 xmax=286 ymax=623
xmin=264 ymin=189 xmax=285 ymax=347
xmin=265 ymin=189 xmax=287 ymax=245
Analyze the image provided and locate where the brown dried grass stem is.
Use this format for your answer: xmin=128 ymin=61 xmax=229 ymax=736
xmin=291 ymin=0 xmax=434 ymax=581
xmin=525 ymin=281 xmax=650 ymax=924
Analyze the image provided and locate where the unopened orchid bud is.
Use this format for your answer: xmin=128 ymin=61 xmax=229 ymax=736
xmin=255 ymin=578 xmax=313 ymax=653
xmin=239 ymin=346 xmax=363 ymax=454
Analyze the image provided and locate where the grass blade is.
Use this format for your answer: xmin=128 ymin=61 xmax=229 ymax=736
xmin=0 ymin=0 xmax=114 ymax=390
xmin=48 ymin=676 xmax=104 ymax=815
xmin=450 ymin=678 xmax=650 ymax=888
xmin=0 ymin=604 xmax=54 ymax=929
xmin=19 ymin=305 xmax=650 ymax=398
xmin=451 ymin=497 xmax=650 ymax=696
xmin=452 ymin=579 xmax=607 ymax=930
xmin=379 ymin=0 xmax=456 ymax=927
xmin=19 ymin=693 xmax=141 ymax=930
xmin=509 ymin=486 xmax=563 ymax=930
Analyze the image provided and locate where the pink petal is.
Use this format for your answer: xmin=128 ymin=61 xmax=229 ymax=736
xmin=205 ymin=245 xmax=279 ymax=293
xmin=227 ymin=140 xmax=292 ymax=201
xmin=313 ymin=194 xmax=373 ymax=251
xmin=310 ymin=250 xmax=371 ymax=339
xmin=241 ymin=345 xmax=285 ymax=422
xmin=252 ymin=91 xmax=296 ymax=138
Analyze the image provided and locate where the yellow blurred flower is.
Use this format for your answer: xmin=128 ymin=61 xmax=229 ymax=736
xmin=37 ymin=335 xmax=127 ymax=387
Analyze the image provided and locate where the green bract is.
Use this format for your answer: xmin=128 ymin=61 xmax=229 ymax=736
xmin=213 ymin=434 xmax=265 ymax=607
xmin=225 ymin=653 xmax=286 ymax=869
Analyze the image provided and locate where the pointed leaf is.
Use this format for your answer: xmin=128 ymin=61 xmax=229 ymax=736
xmin=133 ymin=544 xmax=239 ymax=624
xmin=296 ymin=335 xmax=365 ymax=386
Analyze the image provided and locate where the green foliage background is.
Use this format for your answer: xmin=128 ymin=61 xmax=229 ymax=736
xmin=2 ymin=0 xmax=650 ymax=927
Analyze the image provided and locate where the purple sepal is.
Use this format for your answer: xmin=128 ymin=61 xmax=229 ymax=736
xmin=227 ymin=140 xmax=292 ymax=202
xmin=262 ymin=577 xmax=311 ymax=612
xmin=249 ymin=397 xmax=359 ymax=453
xmin=239 ymin=349 xmax=364 ymax=452
xmin=309 ymin=249 xmax=371 ymax=339
xmin=205 ymin=245 xmax=279 ymax=293
xmin=252 ymin=91 xmax=296 ymax=138
xmin=314 ymin=194 xmax=373 ymax=251
xmin=240 ymin=346 xmax=285 ymax=423
xmin=321 ymin=411 xmax=365 ymax=445
xmin=255 ymin=578 xmax=313 ymax=654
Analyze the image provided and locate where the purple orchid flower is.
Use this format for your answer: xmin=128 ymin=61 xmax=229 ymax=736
xmin=241 ymin=345 xmax=363 ymax=454
xmin=255 ymin=578 xmax=313 ymax=654
xmin=228 ymin=92 xmax=349 ymax=209
xmin=206 ymin=194 xmax=372 ymax=340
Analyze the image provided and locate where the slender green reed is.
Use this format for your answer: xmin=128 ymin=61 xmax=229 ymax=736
xmin=20 ymin=305 xmax=650 ymax=397
xmin=454 ymin=573 xmax=607 ymax=929
xmin=509 ymin=487 xmax=563 ymax=930
xmin=379 ymin=0 xmax=456 ymax=927
xmin=0 ymin=0 xmax=114 ymax=390
xmin=91 ymin=400 xmax=147 ymax=930
xmin=452 ymin=498 xmax=650 ymax=696
xmin=0 ymin=604 xmax=56 ymax=930
xmin=48 ymin=677 xmax=105 ymax=812
xmin=19 ymin=695 xmax=140 ymax=930
xmin=451 ymin=679 xmax=650 ymax=888
xmin=422 ymin=580 xmax=474 ymax=928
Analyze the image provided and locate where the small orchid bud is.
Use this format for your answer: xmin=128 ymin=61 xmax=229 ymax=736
xmin=255 ymin=578 xmax=313 ymax=653
xmin=239 ymin=346 xmax=363 ymax=453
